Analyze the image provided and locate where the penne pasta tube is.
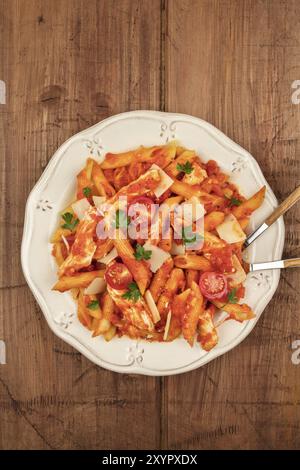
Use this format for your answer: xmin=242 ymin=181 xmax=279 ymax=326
xmin=204 ymin=211 xmax=225 ymax=231
xmin=76 ymin=167 xmax=92 ymax=199
xmin=94 ymin=239 xmax=114 ymax=260
xmin=171 ymin=288 xmax=191 ymax=318
xmin=84 ymin=294 xmax=102 ymax=319
xmin=101 ymin=150 xmax=137 ymax=169
xmin=182 ymin=281 xmax=204 ymax=346
xmin=102 ymin=291 xmax=115 ymax=321
xmin=171 ymin=181 xmax=224 ymax=208
xmin=157 ymin=268 xmax=185 ymax=320
xmin=92 ymin=318 xmax=111 ymax=337
xmin=71 ymin=288 xmax=79 ymax=299
xmin=165 ymin=151 xmax=196 ymax=178
xmin=101 ymin=143 xmax=176 ymax=170
xmin=171 ymin=180 xmax=201 ymax=199
xmin=149 ymin=258 xmax=174 ymax=302
xmin=174 ymin=254 xmax=212 ymax=271
xmin=91 ymin=159 xmax=116 ymax=197
xmin=203 ymin=231 xmax=227 ymax=250
xmin=52 ymin=270 xmax=104 ymax=292
xmin=213 ymin=302 xmax=255 ymax=322
xmin=77 ymin=290 xmax=92 ymax=329
xmin=237 ymin=217 xmax=250 ymax=231
xmin=50 ymin=227 xmax=72 ymax=243
xmin=85 ymin=158 xmax=94 ymax=180
xmin=104 ymin=325 xmax=117 ymax=341
xmin=162 ymin=195 xmax=183 ymax=209
xmin=186 ymin=269 xmax=199 ymax=288
xmin=158 ymin=228 xmax=173 ymax=252
xmin=52 ymin=242 xmax=65 ymax=267
xmin=232 ymin=186 xmax=266 ymax=219
xmin=113 ymin=231 xmax=151 ymax=294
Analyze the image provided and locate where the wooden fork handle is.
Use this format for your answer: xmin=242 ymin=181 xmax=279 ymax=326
xmin=283 ymin=258 xmax=300 ymax=269
xmin=266 ymin=185 xmax=300 ymax=227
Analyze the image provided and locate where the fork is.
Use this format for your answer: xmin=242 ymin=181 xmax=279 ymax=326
xmin=248 ymin=258 xmax=300 ymax=272
xmin=244 ymin=185 xmax=300 ymax=247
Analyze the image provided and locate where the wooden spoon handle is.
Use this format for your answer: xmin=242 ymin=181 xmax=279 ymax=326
xmin=266 ymin=185 xmax=300 ymax=227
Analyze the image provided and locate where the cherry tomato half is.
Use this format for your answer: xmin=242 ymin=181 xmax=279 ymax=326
xmin=105 ymin=262 xmax=133 ymax=290
xmin=199 ymin=271 xmax=228 ymax=301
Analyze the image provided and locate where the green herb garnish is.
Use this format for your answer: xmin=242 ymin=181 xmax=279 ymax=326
xmin=61 ymin=212 xmax=79 ymax=231
xmin=134 ymin=243 xmax=152 ymax=261
xmin=182 ymin=226 xmax=202 ymax=245
xmin=83 ymin=187 xmax=92 ymax=197
xmin=115 ymin=209 xmax=131 ymax=229
xmin=227 ymin=288 xmax=238 ymax=304
xmin=87 ymin=300 xmax=100 ymax=310
xmin=176 ymin=161 xmax=194 ymax=175
xmin=182 ymin=228 xmax=196 ymax=244
xmin=229 ymin=197 xmax=242 ymax=207
xmin=122 ymin=282 xmax=141 ymax=302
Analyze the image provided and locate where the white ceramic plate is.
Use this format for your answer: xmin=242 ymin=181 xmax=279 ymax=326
xmin=21 ymin=111 xmax=284 ymax=376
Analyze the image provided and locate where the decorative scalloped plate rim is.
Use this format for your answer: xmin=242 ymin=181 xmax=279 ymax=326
xmin=21 ymin=110 xmax=285 ymax=376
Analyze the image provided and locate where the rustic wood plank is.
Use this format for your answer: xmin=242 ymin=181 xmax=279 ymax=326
xmin=165 ymin=0 xmax=300 ymax=450
xmin=0 ymin=0 xmax=162 ymax=449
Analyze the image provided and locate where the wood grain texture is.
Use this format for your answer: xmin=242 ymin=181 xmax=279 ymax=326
xmin=165 ymin=0 xmax=300 ymax=450
xmin=1 ymin=0 xmax=300 ymax=450
xmin=0 ymin=0 xmax=162 ymax=450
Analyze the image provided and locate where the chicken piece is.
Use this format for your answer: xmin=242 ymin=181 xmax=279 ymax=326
xmin=182 ymin=162 xmax=207 ymax=185
xmin=58 ymin=207 xmax=98 ymax=276
xmin=107 ymin=285 xmax=154 ymax=332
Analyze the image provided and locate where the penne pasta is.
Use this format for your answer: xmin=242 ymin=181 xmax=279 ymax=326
xmin=94 ymin=239 xmax=114 ymax=260
xmin=186 ymin=269 xmax=199 ymax=288
xmin=113 ymin=231 xmax=151 ymax=295
xmin=165 ymin=151 xmax=196 ymax=178
xmin=149 ymin=258 xmax=174 ymax=302
xmin=174 ymin=254 xmax=212 ymax=271
xmin=232 ymin=186 xmax=266 ymax=219
xmin=91 ymin=159 xmax=116 ymax=197
xmin=52 ymin=270 xmax=104 ymax=292
xmin=52 ymin=242 xmax=65 ymax=267
xmin=204 ymin=211 xmax=225 ymax=231
xmin=157 ymin=268 xmax=185 ymax=320
xmin=182 ymin=281 xmax=204 ymax=346
xmin=50 ymin=227 xmax=72 ymax=243
xmin=51 ymin=143 xmax=263 ymax=350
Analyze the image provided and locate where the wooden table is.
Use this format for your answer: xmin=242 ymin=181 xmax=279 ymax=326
xmin=1 ymin=0 xmax=300 ymax=450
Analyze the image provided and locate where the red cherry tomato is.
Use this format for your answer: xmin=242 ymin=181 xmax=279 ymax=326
xmin=199 ymin=271 xmax=228 ymax=301
xmin=105 ymin=262 xmax=133 ymax=290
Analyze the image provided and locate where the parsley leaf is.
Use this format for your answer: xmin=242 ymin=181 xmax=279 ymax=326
xmin=122 ymin=282 xmax=141 ymax=302
xmin=83 ymin=187 xmax=92 ymax=197
xmin=115 ymin=210 xmax=131 ymax=229
xmin=134 ymin=243 xmax=152 ymax=261
xmin=87 ymin=300 xmax=100 ymax=310
xmin=229 ymin=197 xmax=242 ymax=207
xmin=182 ymin=226 xmax=201 ymax=245
xmin=182 ymin=229 xmax=196 ymax=244
xmin=176 ymin=161 xmax=194 ymax=175
xmin=227 ymin=288 xmax=238 ymax=304
xmin=61 ymin=212 xmax=79 ymax=231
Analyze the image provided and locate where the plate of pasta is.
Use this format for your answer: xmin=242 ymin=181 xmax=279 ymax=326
xmin=21 ymin=111 xmax=284 ymax=375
